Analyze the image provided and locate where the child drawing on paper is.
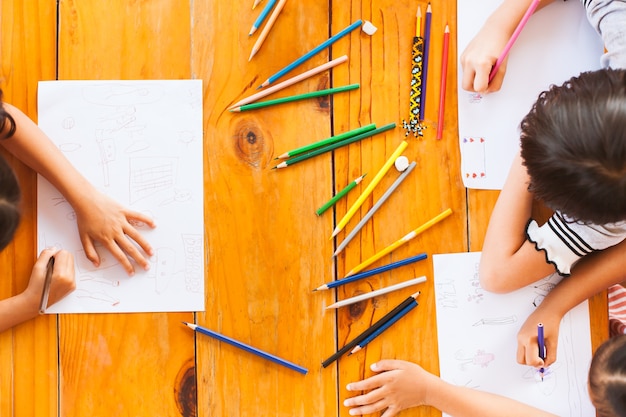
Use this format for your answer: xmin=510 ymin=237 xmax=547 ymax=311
xmin=0 ymin=90 xmax=155 ymax=332
xmin=343 ymin=335 xmax=626 ymax=417
xmin=460 ymin=0 xmax=626 ymax=93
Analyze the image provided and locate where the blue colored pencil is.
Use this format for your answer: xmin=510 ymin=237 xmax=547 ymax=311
xmin=258 ymin=20 xmax=363 ymax=88
xmin=183 ymin=322 xmax=307 ymax=374
xmin=419 ymin=3 xmax=432 ymax=120
xmin=349 ymin=296 xmax=419 ymax=354
xmin=314 ymin=253 xmax=428 ymax=291
xmin=249 ymin=0 xmax=277 ymax=36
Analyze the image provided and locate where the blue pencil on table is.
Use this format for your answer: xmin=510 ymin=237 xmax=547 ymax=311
xmin=349 ymin=296 xmax=419 ymax=355
xmin=538 ymin=322 xmax=546 ymax=381
xmin=183 ymin=322 xmax=307 ymax=375
xmin=249 ymin=0 xmax=277 ymax=36
xmin=419 ymin=3 xmax=432 ymax=121
xmin=314 ymin=253 xmax=428 ymax=291
xmin=258 ymin=19 xmax=363 ymax=88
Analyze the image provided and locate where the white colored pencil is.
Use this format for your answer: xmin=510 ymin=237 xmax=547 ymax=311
xmin=325 ymin=276 xmax=427 ymax=309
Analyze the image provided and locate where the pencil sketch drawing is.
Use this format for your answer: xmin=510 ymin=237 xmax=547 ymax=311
xmin=37 ymin=80 xmax=205 ymax=313
xmin=434 ymin=252 xmax=593 ymax=417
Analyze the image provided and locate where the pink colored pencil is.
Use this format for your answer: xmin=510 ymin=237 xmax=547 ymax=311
xmin=436 ymin=25 xmax=450 ymax=140
xmin=229 ymin=55 xmax=348 ymax=109
xmin=489 ymin=0 xmax=540 ymax=82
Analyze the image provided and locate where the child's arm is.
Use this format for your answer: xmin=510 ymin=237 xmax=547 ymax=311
xmin=344 ymin=360 xmax=557 ymax=417
xmin=0 ymin=103 xmax=156 ymax=275
xmin=516 ymin=239 xmax=626 ymax=368
xmin=479 ymin=151 xmax=556 ymax=293
xmin=460 ymin=0 xmax=556 ymax=93
xmin=0 ymin=248 xmax=75 ymax=333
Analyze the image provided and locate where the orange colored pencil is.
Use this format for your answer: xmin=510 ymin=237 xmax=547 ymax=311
xmin=436 ymin=24 xmax=450 ymax=140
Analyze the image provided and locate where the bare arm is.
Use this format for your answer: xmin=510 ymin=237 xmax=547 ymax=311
xmin=517 ymin=240 xmax=626 ymax=368
xmin=480 ymin=151 xmax=556 ymax=293
xmin=344 ymin=360 xmax=557 ymax=417
xmin=461 ymin=0 xmax=556 ymax=92
xmin=0 ymin=103 xmax=156 ymax=274
xmin=0 ymin=248 xmax=75 ymax=333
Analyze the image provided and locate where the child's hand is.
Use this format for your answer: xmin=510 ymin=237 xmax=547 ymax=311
xmin=517 ymin=309 xmax=561 ymax=369
xmin=460 ymin=26 xmax=509 ymax=93
xmin=344 ymin=360 xmax=433 ymax=417
xmin=25 ymin=248 xmax=76 ymax=310
xmin=73 ymin=190 xmax=156 ymax=275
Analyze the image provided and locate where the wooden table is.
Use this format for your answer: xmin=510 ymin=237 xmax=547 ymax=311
xmin=0 ymin=1 xmax=607 ymax=416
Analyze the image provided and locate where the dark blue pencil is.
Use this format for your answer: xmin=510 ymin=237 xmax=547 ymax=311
xmin=183 ymin=322 xmax=307 ymax=374
xmin=314 ymin=253 xmax=428 ymax=291
xmin=349 ymin=296 xmax=419 ymax=354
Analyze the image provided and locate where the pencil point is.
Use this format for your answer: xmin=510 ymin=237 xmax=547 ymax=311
xmin=249 ymin=27 xmax=257 ymax=36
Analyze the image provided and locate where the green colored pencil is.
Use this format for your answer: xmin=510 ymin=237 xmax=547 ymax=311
xmin=316 ymin=173 xmax=367 ymax=216
xmin=277 ymin=124 xmax=376 ymax=159
xmin=230 ymin=84 xmax=359 ymax=112
xmin=273 ymin=123 xmax=396 ymax=169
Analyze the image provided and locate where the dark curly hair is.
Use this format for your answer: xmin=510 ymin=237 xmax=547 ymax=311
xmin=520 ymin=69 xmax=626 ymax=224
xmin=0 ymin=88 xmax=21 ymax=252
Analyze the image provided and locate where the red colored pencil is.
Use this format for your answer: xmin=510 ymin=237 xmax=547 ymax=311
xmin=436 ymin=24 xmax=450 ymax=140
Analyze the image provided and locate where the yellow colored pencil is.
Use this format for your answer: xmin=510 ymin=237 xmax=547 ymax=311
xmin=331 ymin=140 xmax=407 ymax=238
xmin=344 ymin=208 xmax=453 ymax=277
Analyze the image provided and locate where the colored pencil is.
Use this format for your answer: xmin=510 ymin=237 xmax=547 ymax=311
xmin=419 ymin=3 xmax=432 ymax=121
xmin=39 ymin=256 xmax=55 ymax=314
xmin=436 ymin=25 xmax=450 ymax=140
xmin=231 ymin=84 xmax=359 ymax=112
xmin=325 ymin=276 xmax=427 ymax=309
xmin=538 ymin=322 xmax=546 ymax=381
xmin=249 ymin=0 xmax=277 ymax=36
xmin=259 ymin=20 xmax=363 ymax=88
xmin=230 ymin=56 xmax=348 ymax=110
xmin=316 ymin=253 xmax=428 ymax=291
xmin=321 ymin=292 xmax=420 ymax=367
xmin=252 ymin=0 xmax=262 ymax=9
xmin=344 ymin=208 xmax=452 ymax=277
xmin=316 ymin=173 xmax=367 ymax=216
xmin=489 ymin=0 xmax=540 ymax=83
xmin=331 ymin=140 xmax=408 ymax=238
xmin=183 ymin=322 xmax=307 ymax=374
xmin=273 ymin=123 xmax=395 ymax=169
xmin=334 ymin=161 xmax=417 ymax=255
xmin=276 ymin=123 xmax=376 ymax=159
xmin=350 ymin=296 xmax=419 ymax=354
xmin=249 ymin=0 xmax=287 ymax=61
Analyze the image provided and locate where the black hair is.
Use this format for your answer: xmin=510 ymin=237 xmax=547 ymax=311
xmin=520 ymin=69 xmax=626 ymax=224
xmin=0 ymin=88 xmax=21 ymax=251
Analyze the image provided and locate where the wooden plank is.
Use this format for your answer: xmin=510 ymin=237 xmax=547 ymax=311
xmin=192 ymin=1 xmax=338 ymax=415
xmin=56 ymin=1 xmax=196 ymax=416
xmin=0 ymin=1 xmax=58 ymax=416
xmin=331 ymin=2 xmax=463 ymax=416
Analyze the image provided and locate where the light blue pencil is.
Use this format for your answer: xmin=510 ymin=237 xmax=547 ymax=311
xmin=349 ymin=294 xmax=419 ymax=354
xmin=183 ymin=322 xmax=308 ymax=374
xmin=258 ymin=20 xmax=363 ymax=88
xmin=249 ymin=0 xmax=278 ymax=35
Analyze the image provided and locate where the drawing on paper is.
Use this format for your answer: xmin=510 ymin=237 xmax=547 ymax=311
xmin=37 ymin=80 xmax=205 ymax=314
xmin=433 ymin=252 xmax=594 ymax=417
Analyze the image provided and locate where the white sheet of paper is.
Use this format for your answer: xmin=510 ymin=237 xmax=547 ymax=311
xmin=37 ymin=80 xmax=204 ymax=313
xmin=434 ymin=252 xmax=594 ymax=417
xmin=457 ymin=0 xmax=603 ymax=189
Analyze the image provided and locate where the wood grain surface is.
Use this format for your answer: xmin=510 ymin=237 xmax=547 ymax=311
xmin=0 ymin=1 xmax=607 ymax=416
